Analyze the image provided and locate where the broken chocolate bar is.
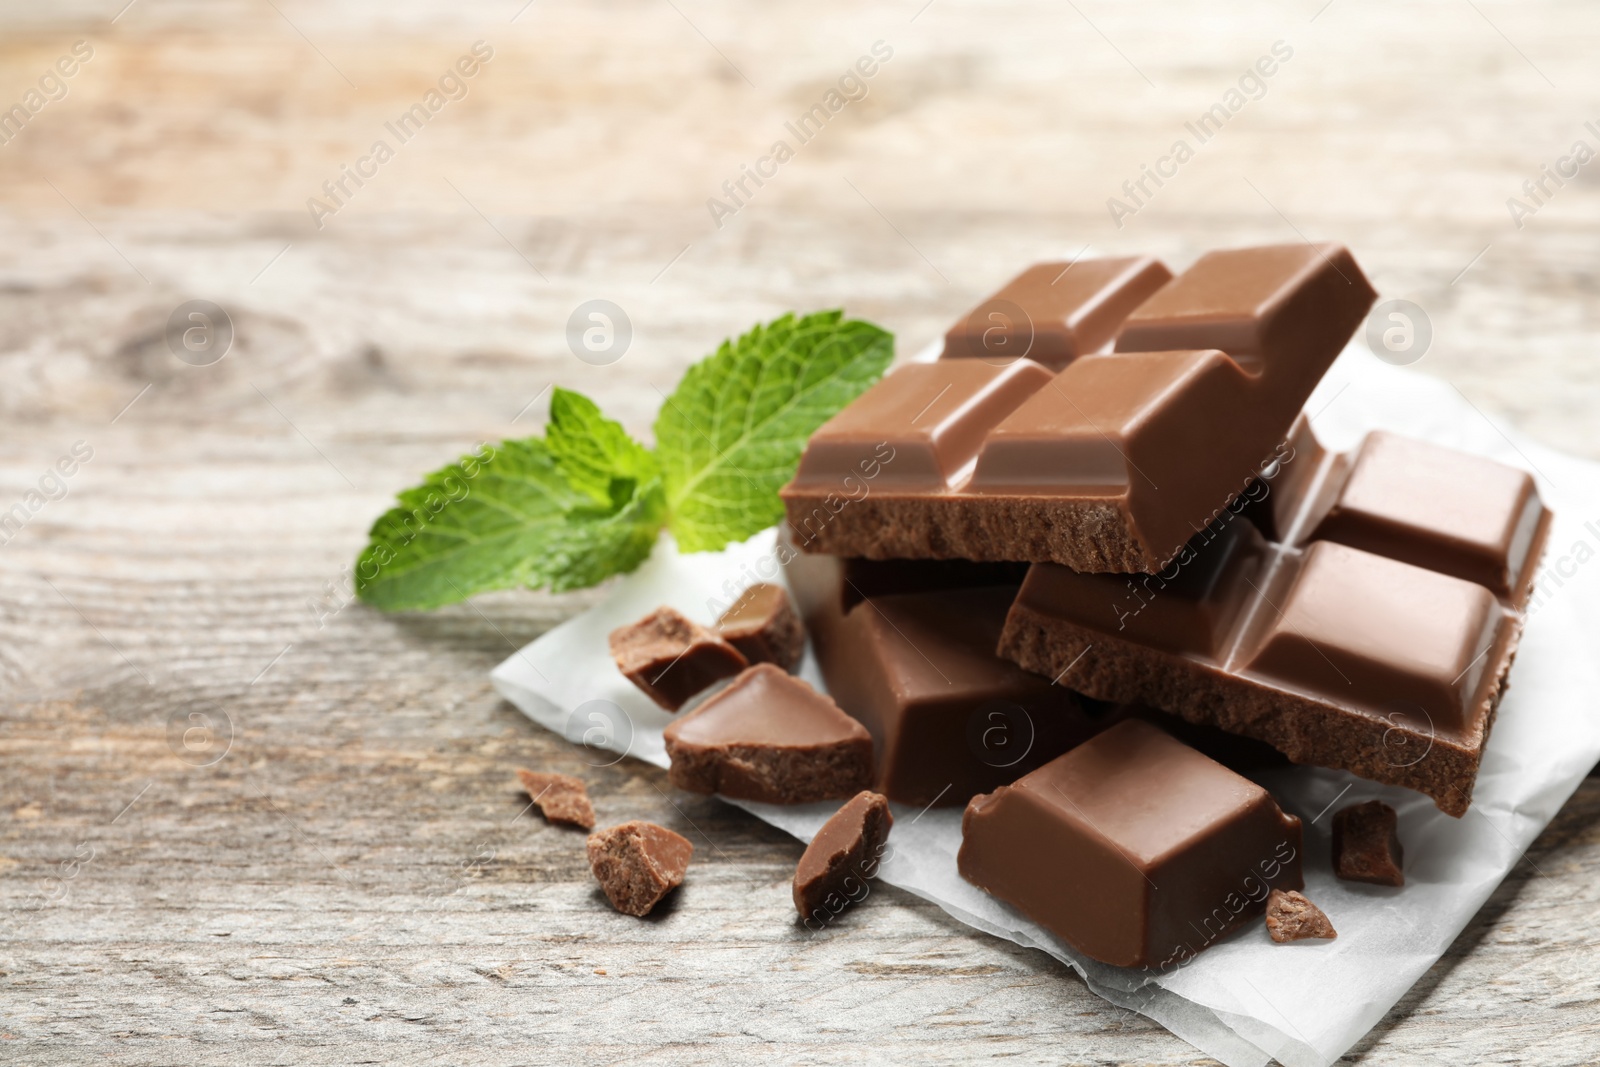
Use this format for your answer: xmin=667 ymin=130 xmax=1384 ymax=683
xmin=716 ymin=583 xmax=805 ymax=671
xmin=785 ymin=543 xmax=1099 ymax=806
xmin=515 ymin=768 xmax=595 ymax=829
xmin=1332 ymin=799 xmax=1405 ymax=886
xmin=1265 ymin=888 xmax=1336 ymax=942
xmin=958 ymin=719 xmax=1303 ymax=968
xmin=793 ymin=790 xmax=894 ymax=922
xmin=999 ymin=425 xmax=1550 ymax=816
xmin=608 ymin=606 xmax=748 ymax=711
xmin=662 ymin=664 xmax=873 ymax=804
xmin=586 ymin=820 xmax=693 ymax=917
xmin=941 ymin=256 xmax=1173 ymax=369
xmin=782 ymin=243 xmax=1377 ymax=572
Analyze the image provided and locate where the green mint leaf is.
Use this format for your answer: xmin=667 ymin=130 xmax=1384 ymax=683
xmin=654 ymin=310 xmax=893 ymax=553
xmin=355 ymin=430 xmax=664 ymax=612
xmin=546 ymin=386 xmax=659 ymax=505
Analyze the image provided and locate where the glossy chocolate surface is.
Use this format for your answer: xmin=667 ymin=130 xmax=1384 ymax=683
xmin=716 ymin=582 xmax=805 ymax=671
xmin=958 ymin=719 xmax=1303 ymax=968
xmin=941 ymin=256 xmax=1173 ymax=369
xmin=998 ymin=423 xmax=1551 ymax=815
xmin=782 ymin=244 xmax=1377 ymax=572
xmin=784 ymin=546 xmax=1098 ymax=806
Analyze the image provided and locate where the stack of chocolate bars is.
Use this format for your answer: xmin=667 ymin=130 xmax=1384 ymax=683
xmin=772 ymin=243 xmax=1551 ymax=967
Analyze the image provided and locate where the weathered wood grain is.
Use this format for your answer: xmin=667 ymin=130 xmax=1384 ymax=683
xmin=3 ymin=1 xmax=1600 ymax=1064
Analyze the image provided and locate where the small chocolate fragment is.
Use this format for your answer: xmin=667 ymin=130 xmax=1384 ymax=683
xmin=716 ymin=583 xmax=805 ymax=671
xmin=793 ymin=790 xmax=894 ymax=922
xmin=1265 ymin=888 xmax=1337 ymax=942
xmin=662 ymin=664 xmax=873 ymax=804
xmin=608 ymin=606 xmax=748 ymax=711
xmin=1332 ymin=800 xmax=1405 ymax=886
xmin=586 ymin=820 xmax=693 ymax=917
xmin=515 ymin=768 xmax=595 ymax=829
xmin=958 ymin=719 xmax=1303 ymax=968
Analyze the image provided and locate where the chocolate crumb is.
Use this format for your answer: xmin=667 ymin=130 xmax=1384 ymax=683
xmin=586 ymin=821 xmax=693 ymax=917
xmin=515 ymin=768 xmax=595 ymax=829
xmin=608 ymin=606 xmax=748 ymax=711
xmin=1332 ymin=799 xmax=1404 ymax=886
xmin=716 ymin=583 xmax=806 ymax=671
xmin=1265 ymin=888 xmax=1337 ymax=942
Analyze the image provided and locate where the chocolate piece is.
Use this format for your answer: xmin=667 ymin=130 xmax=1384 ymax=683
xmin=958 ymin=720 xmax=1303 ymax=968
xmin=999 ymin=424 xmax=1551 ymax=816
xmin=715 ymin=583 xmax=805 ymax=671
xmin=586 ymin=821 xmax=693 ymax=917
xmin=941 ymin=256 xmax=1174 ymax=369
xmin=784 ymin=543 xmax=1099 ymax=806
xmin=1265 ymin=888 xmax=1336 ymax=942
xmin=662 ymin=664 xmax=873 ymax=804
xmin=1332 ymin=800 xmax=1405 ymax=886
xmin=1101 ymin=705 xmax=1289 ymax=772
xmin=515 ymin=768 xmax=595 ymax=829
xmin=782 ymin=243 xmax=1377 ymax=572
xmin=793 ymin=790 xmax=894 ymax=922
xmin=608 ymin=606 xmax=748 ymax=711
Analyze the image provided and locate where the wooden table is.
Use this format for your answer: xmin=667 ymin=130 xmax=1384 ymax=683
xmin=3 ymin=2 xmax=1598 ymax=1063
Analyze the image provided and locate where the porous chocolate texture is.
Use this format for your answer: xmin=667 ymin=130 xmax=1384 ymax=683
xmin=784 ymin=542 xmax=1099 ymax=808
xmin=716 ymin=583 xmax=805 ymax=671
xmin=793 ymin=790 xmax=894 ymax=922
xmin=586 ymin=821 xmax=693 ymax=917
xmin=958 ymin=719 xmax=1304 ymax=969
xmin=781 ymin=243 xmax=1376 ymax=572
xmin=662 ymin=664 xmax=873 ymax=804
xmin=1265 ymin=888 xmax=1337 ymax=942
xmin=998 ymin=423 xmax=1550 ymax=817
xmin=608 ymin=606 xmax=748 ymax=711
xmin=515 ymin=768 xmax=595 ymax=829
xmin=1332 ymin=799 xmax=1405 ymax=886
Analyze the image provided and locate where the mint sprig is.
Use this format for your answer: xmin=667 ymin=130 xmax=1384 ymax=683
xmin=355 ymin=310 xmax=892 ymax=611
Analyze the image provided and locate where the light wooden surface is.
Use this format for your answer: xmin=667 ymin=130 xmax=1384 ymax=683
xmin=3 ymin=2 xmax=1600 ymax=1064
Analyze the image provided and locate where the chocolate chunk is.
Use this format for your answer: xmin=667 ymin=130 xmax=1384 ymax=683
xmin=662 ymin=664 xmax=873 ymax=804
xmin=793 ymin=790 xmax=894 ymax=922
xmin=781 ymin=243 xmax=1376 ymax=573
xmin=784 ymin=542 xmax=1099 ymax=807
xmin=608 ymin=606 xmax=748 ymax=711
xmin=515 ymin=768 xmax=595 ymax=829
xmin=1265 ymin=888 xmax=1337 ymax=942
xmin=999 ymin=423 xmax=1550 ymax=816
xmin=586 ymin=821 xmax=693 ymax=917
xmin=1332 ymin=799 xmax=1405 ymax=886
xmin=716 ymin=583 xmax=805 ymax=671
xmin=941 ymin=256 xmax=1174 ymax=369
xmin=958 ymin=719 xmax=1303 ymax=968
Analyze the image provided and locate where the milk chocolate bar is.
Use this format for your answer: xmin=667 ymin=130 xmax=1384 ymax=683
xmin=998 ymin=424 xmax=1551 ymax=816
xmin=785 ymin=544 xmax=1099 ymax=807
xmin=958 ymin=719 xmax=1304 ymax=968
xmin=941 ymin=256 xmax=1173 ymax=369
xmin=782 ymin=243 xmax=1377 ymax=572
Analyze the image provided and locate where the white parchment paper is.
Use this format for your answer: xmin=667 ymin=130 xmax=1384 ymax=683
xmin=491 ymin=346 xmax=1600 ymax=1067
